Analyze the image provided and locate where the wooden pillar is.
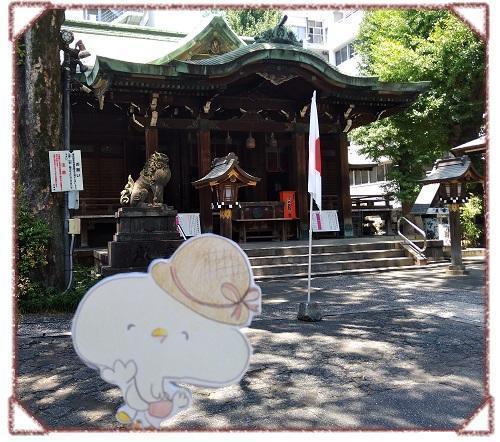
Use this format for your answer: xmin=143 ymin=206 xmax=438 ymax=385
xmin=145 ymin=126 xmax=158 ymax=159
xmin=197 ymin=125 xmax=213 ymax=233
xmin=220 ymin=208 xmax=232 ymax=239
xmin=294 ymin=130 xmax=308 ymax=238
xmin=448 ymin=203 xmax=466 ymax=274
xmin=338 ymin=132 xmax=353 ymax=237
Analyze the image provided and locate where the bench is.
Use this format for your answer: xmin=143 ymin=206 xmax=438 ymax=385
xmin=233 ymin=202 xmax=298 ymax=242
xmin=79 ymin=197 xmax=121 ymax=215
xmin=74 ymin=198 xmax=121 ymax=247
xmin=74 ymin=214 xmax=116 ymax=248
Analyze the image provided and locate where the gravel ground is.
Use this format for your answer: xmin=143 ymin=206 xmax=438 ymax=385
xmin=14 ymin=261 xmax=486 ymax=431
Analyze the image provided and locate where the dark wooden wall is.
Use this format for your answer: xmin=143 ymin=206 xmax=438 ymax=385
xmin=72 ymin=110 xmax=128 ymax=202
xmin=71 ymin=107 xmax=351 ymax=236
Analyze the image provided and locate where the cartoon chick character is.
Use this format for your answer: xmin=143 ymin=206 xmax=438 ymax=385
xmin=72 ymin=234 xmax=261 ymax=429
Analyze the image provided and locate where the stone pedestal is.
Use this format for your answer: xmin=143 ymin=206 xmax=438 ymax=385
xmin=297 ymin=302 xmax=322 ymax=322
xmin=447 ymin=205 xmax=467 ymax=276
xmin=101 ymin=206 xmax=183 ymax=276
xmin=447 ymin=264 xmax=468 ymax=276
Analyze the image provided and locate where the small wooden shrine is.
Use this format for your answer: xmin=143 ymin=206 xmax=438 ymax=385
xmin=420 ymin=155 xmax=483 ymax=274
xmin=193 ymin=152 xmax=260 ymax=238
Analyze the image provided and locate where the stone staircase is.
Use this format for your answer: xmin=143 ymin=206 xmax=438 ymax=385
xmin=244 ymin=239 xmax=446 ymax=281
xmin=92 ymin=238 xmax=449 ymax=280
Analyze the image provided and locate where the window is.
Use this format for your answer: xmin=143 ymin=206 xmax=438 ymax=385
xmin=334 ymin=43 xmax=356 ymax=66
xmin=333 ymin=12 xmax=344 ymax=23
xmin=368 ymin=163 xmax=392 ymax=182
xmin=361 ymin=170 xmax=369 ymax=184
xmin=307 ymin=20 xmax=324 ymax=44
xmin=351 ymin=167 xmax=385 ymax=185
xmin=290 ymin=26 xmax=306 ymax=42
xmin=376 ymin=165 xmax=385 ymax=182
xmin=333 ymin=10 xmax=358 ymax=23
xmin=320 ymin=51 xmax=329 ymax=61
xmin=384 ymin=163 xmax=392 ymax=177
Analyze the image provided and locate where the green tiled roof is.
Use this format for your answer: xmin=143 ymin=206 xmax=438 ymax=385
xmin=84 ymin=42 xmax=430 ymax=97
xmin=72 ymin=15 xmax=429 ymax=97
xmin=420 ymin=157 xmax=482 ymax=183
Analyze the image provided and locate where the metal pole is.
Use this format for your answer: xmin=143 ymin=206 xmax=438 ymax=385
xmin=307 ymin=192 xmax=314 ymax=303
xmin=63 ymin=51 xmax=71 ymax=287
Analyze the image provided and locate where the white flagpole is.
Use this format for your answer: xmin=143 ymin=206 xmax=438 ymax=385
xmin=307 ymin=192 xmax=314 ymax=303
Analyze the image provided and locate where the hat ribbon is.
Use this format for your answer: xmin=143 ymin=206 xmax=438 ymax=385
xmin=170 ymin=266 xmax=260 ymax=320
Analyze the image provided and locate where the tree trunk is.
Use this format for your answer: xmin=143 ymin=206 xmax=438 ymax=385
xmin=401 ymin=201 xmax=415 ymax=237
xmin=17 ymin=10 xmax=65 ymax=288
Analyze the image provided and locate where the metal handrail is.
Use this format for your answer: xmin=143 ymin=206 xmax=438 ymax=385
xmin=397 ymin=217 xmax=427 ymax=254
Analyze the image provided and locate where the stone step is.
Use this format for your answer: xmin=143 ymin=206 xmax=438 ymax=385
xmin=462 ymin=248 xmax=485 ymax=257
xmin=251 ymin=256 xmax=415 ymax=277
xmin=253 ymin=259 xmax=452 ymax=281
xmin=248 ymin=249 xmax=405 ymax=266
xmin=243 ymin=240 xmax=401 ymax=258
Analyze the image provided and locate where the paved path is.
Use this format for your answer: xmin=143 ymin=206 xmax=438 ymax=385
xmin=15 ymin=261 xmax=486 ymax=431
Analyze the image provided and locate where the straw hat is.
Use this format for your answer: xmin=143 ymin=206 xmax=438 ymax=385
xmin=150 ymin=234 xmax=261 ymax=326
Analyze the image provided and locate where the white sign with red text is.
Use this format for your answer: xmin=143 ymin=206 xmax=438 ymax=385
xmin=176 ymin=213 xmax=201 ymax=237
xmin=49 ymin=150 xmax=84 ymax=192
xmin=312 ymin=210 xmax=340 ymax=232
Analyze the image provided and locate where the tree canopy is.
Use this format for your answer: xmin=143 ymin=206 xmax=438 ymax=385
xmin=223 ymin=9 xmax=282 ymax=37
xmin=351 ymin=10 xmax=485 ymax=204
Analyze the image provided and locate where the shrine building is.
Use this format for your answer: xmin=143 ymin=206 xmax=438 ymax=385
xmin=64 ymin=15 xmax=429 ymax=244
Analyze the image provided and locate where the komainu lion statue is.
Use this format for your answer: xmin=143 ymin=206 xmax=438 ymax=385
xmin=120 ymin=152 xmax=171 ymax=207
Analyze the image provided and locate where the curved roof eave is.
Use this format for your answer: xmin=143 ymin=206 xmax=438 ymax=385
xmin=420 ymin=156 xmax=483 ymax=184
xmin=85 ymin=43 xmax=430 ymax=95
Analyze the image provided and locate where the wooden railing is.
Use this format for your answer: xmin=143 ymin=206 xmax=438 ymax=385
xmin=351 ymin=194 xmax=392 ymax=209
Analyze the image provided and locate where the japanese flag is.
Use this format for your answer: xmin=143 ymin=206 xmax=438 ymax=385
xmin=308 ymin=90 xmax=321 ymax=211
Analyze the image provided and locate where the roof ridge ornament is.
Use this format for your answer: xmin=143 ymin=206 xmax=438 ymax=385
xmin=253 ymin=15 xmax=302 ymax=47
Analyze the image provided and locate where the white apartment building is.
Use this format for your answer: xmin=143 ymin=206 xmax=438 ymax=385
xmin=284 ymin=9 xmax=363 ymax=75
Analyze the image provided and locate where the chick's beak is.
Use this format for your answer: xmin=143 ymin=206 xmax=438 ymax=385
xmin=151 ymin=327 xmax=168 ymax=341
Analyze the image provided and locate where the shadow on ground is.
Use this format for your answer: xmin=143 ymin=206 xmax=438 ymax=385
xmin=14 ymin=264 xmax=485 ymax=430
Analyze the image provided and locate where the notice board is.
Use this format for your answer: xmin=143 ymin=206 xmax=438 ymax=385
xmin=49 ymin=150 xmax=84 ymax=192
xmin=176 ymin=213 xmax=201 ymax=237
xmin=311 ymin=210 xmax=340 ymax=232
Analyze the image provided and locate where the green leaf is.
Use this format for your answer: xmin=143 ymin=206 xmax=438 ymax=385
xmin=352 ymin=10 xmax=485 ymax=204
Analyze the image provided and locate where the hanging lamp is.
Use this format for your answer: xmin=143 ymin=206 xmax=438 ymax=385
xmin=225 ymin=131 xmax=232 ymax=146
xmin=246 ymin=131 xmax=256 ymax=149
xmin=269 ymin=132 xmax=278 ymax=149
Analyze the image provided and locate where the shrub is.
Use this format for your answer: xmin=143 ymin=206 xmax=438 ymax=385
xmin=460 ymin=194 xmax=483 ymax=248
xmin=39 ymin=265 xmax=100 ymax=312
xmin=16 ymin=188 xmax=52 ymax=311
xmin=17 ymin=188 xmax=100 ymax=313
